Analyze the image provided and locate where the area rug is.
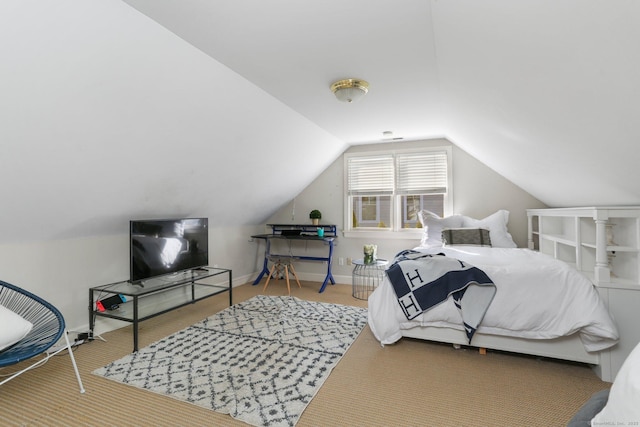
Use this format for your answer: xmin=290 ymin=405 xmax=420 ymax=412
xmin=93 ymin=295 xmax=367 ymax=427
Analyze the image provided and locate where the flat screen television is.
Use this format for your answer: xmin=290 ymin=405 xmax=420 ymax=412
xmin=129 ymin=218 xmax=209 ymax=283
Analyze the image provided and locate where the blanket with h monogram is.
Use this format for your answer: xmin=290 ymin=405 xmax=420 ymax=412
xmin=386 ymin=250 xmax=496 ymax=343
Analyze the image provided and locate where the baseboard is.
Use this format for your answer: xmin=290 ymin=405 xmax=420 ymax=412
xmin=297 ymin=272 xmax=352 ymax=285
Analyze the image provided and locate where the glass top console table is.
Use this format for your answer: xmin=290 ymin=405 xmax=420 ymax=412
xmin=89 ymin=267 xmax=232 ymax=352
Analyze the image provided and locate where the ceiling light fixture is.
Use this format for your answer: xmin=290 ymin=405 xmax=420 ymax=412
xmin=330 ymin=78 xmax=369 ymax=103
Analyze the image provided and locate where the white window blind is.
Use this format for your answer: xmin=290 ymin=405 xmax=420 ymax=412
xmin=344 ymin=146 xmax=452 ymax=235
xmin=347 ymin=156 xmax=394 ymax=195
xmin=396 ymin=152 xmax=448 ymax=195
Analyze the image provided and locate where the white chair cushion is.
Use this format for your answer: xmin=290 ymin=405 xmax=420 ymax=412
xmin=0 ymin=304 xmax=34 ymax=351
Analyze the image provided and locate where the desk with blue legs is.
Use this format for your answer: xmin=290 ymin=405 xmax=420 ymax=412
xmin=252 ymin=224 xmax=337 ymax=293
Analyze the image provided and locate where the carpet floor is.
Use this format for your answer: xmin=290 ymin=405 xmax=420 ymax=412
xmin=0 ymin=281 xmax=610 ymax=426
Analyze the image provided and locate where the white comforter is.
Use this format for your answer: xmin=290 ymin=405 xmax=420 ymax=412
xmin=368 ymin=246 xmax=619 ymax=352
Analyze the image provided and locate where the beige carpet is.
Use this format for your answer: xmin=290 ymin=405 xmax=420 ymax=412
xmin=0 ymin=281 xmax=610 ymax=426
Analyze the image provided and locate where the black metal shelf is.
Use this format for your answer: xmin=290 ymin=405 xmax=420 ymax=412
xmin=89 ymin=267 xmax=232 ymax=351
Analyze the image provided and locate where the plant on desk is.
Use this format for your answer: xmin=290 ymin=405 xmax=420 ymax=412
xmin=310 ymin=209 xmax=322 ymax=225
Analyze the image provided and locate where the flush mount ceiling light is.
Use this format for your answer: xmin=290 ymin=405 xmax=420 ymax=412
xmin=330 ymin=79 xmax=369 ymax=103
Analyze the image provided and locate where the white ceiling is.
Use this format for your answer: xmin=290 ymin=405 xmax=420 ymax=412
xmin=122 ymin=0 xmax=640 ymax=207
xmin=122 ymin=0 xmax=445 ymax=144
xmin=2 ymin=0 xmax=640 ymax=243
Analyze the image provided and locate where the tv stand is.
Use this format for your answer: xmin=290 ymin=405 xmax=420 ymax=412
xmin=89 ymin=267 xmax=232 ymax=352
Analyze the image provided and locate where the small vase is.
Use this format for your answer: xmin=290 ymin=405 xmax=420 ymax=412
xmin=312 ymin=218 xmax=319 ymax=225
xmin=363 ymin=244 xmax=377 ymax=264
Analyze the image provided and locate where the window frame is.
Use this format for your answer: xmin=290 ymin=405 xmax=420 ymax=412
xmin=343 ymin=146 xmax=453 ymax=239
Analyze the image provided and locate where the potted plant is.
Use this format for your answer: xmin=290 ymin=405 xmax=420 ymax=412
xmin=309 ymin=209 xmax=322 ymax=225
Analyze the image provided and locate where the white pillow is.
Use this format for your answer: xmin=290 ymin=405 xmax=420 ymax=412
xmin=417 ymin=210 xmax=464 ymax=247
xmin=0 ymin=304 xmax=34 ymax=351
xmin=461 ymin=210 xmax=517 ymax=248
xmin=591 ymin=341 xmax=640 ymax=426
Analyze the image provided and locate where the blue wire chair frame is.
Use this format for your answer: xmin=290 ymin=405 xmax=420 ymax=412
xmin=0 ymin=280 xmax=85 ymax=393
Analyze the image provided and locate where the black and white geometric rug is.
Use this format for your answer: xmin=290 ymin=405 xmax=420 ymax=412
xmin=93 ymin=295 xmax=368 ymax=427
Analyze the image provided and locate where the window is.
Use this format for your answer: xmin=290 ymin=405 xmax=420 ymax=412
xmin=345 ymin=147 xmax=452 ymax=235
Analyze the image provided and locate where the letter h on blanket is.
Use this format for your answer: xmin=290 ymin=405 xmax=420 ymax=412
xmin=386 ymin=250 xmax=497 ymax=343
xmin=398 ymin=268 xmax=426 ymax=317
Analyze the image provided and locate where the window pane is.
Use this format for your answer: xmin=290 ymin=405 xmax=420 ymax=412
xmin=403 ymin=195 xmax=421 ymax=228
xmin=345 ymin=147 xmax=451 ymax=233
xmin=352 ymin=195 xmax=392 ymax=228
xmin=401 ymin=194 xmax=444 ymax=228
xmin=361 ymin=197 xmax=377 ymax=221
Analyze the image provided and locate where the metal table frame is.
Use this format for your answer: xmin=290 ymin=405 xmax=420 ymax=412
xmin=252 ymin=224 xmax=337 ymax=293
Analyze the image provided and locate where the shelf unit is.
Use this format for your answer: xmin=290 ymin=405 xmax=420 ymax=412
xmin=527 ymin=207 xmax=640 ymax=288
xmin=527 ymin=207 xmax=640 ymax=381
xmin=89 ymin=266 xmax=232 ymax=351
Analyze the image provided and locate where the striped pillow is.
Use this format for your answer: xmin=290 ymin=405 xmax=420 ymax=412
xmin=442 ymin=228 xmax=492 ymax=247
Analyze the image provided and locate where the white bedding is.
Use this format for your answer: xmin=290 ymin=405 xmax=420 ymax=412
xmin=368 ymin=246 xmax=619 ymax=353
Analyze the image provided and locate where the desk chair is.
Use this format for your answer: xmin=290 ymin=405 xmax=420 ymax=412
xmin=263 ymin=255 xmax=301 ymax=295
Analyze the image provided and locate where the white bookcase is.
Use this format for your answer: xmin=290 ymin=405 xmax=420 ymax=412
xmin=527 ymin=207 xmax=640 ymax=380
xmin=527 ymin=207 xmax=640 ymax=287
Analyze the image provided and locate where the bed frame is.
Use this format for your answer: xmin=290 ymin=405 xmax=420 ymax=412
xmin=400 ymin=325 xmax=613 ymax=381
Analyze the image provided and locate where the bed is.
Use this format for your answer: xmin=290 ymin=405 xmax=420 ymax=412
xmin=367 ymin=210 xmax=619 ymax=377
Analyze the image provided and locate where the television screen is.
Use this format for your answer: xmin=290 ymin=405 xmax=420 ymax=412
xmin=130 ymin=218 xmax=209 ymax=283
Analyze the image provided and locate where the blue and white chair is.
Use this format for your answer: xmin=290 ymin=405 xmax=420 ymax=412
xmin=0 ymin=280 xmax=85 ymax=393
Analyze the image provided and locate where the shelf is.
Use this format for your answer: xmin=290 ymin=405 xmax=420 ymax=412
xmin=528 ymin=207 xmax=640 ymax=287
xmin=96 ymin=283 xmax=229 ymax=323
xmin=90 ymin=266 xmax=232 ymax=351
xmin=581 ymin=243 xmax=638 ymax=252
xmin=580 ymin=271 xmax=640 ymax=290
xmin=91 ymin=267 xmax=229 ymax=297
xmin=267 ymin=224 xmax=337 ymax=237
xmin=538 ymin=234 xmax=577 ymax=247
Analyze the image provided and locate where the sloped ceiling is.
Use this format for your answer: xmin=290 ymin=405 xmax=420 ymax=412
xmin=2 ymin=0 xmax=640 ymax=243
xmin=122 ymin=0 xmax=640 ymax=208
xmin=121 ymin=0 xmax=444 ymax=144
xmin=432 ymin=1 xmax=640 ymax=206
xmin=0 ymin=0 xmax=346 ymax=242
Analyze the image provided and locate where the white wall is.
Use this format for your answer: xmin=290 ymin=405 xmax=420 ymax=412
xmin=0 ymin=0 xmax=345 ymax=335
xmin=0 ymin=0 xmax=346 ymax=243
xmin=0 ymin=137 xmax=542 ymax=333
xmin=264 ymin=138 xmax=546 ymax=285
